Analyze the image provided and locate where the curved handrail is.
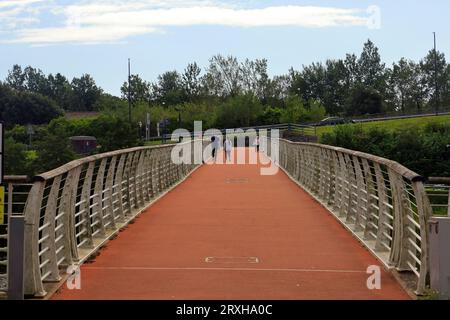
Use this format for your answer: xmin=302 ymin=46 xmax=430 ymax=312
xmin=21 ymin=139 xmax=205 ymax=297
xmin=33 ymin=143 xmax=180 ymax=181
xmin=265 ymin=137 xmax=432 ymax=295
xmin=280 ymin=139 xmax=424 ymax=182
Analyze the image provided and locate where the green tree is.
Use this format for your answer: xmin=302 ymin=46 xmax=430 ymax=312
xmin=121 ymin=74 xmax=151 ymax=104
xmin=4 ymin=137 xmax=29 ymax=175
xmin=0 ymin=84 xmax=63 ymax=126
xmin=357 ymin=39 xmax=387 ymax=92
xmin=389 ymin=58 xmax=416 ymax=112
xmin=258 ymin=107 xmax=283 ymax=125
xmin=23 ymin=66 xmax=50 ymax=95
xmin=152 ymin=71 xmax=184 ymax=106
xmin=89 ymin=115 xmax=139 ymax=152
xmin=182 ymin=62 xmax=203 ymax=101
xmin=345 ymin=86 xmax=383 ymax=116
xmin=5 ymin=65 xmax=26 ymax=91
xmin=34 ymin=132 xmax=77 ymax=173
xmin=47 ymin=73 xmax=74 ymax=110
xmin=71 ymin=74 xmax=102 ymax=111
xmin=204 ymin=55 xmax=242 ymax=97
xmin=215 ymin=94 xmax=263 ymax=128
xmin=420 ymin=50 xmax=448 ymax=106
xmin=280 ymin=96 xmax=307 ymax=123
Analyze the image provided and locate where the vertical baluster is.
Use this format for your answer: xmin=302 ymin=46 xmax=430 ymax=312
xmin=62 ymin=167 xmax=82 ymax=264
xmin=141 ymin=150 xmax=151 ymax=202
xmin=134 ymin=151 xmax=144 ymax=208
xmin=104 ymin=156 xmax=117 ymax=229
xmin=23 ymin=181 xmax=46 ymax=297
xmin=352 ymin=156 xmax=367 ymax=232
xmin=361 ymin=158 xmax=375 ymax=240
xmin=411 ymin=180 xmax=431 ymax=295
xmin=373 ymin=163 xmax=390 ymax=252
xmin=337 ymin=153 xmax=350 ymax=218
xmin=92 ymin=159 xmax=107 ymax=237
xmin=130 ymin=151 xmax=140 ymax=209
xmin=387 ymin=169 xmax=407 ymax=269
xmin=78 ymin=162 xmax=94 ymax=248
xmin=41 ymin=177 xmax=62 ymax=282
xmin=113 ymin=154 xmax=126 ymax=222
xmin=343 ymin=153 xmax=357 ymax=224
xmin=330 ymin=151 xmax=340 ymax=210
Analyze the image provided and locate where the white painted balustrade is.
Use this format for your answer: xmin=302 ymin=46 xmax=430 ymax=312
xmin=1 ymin=135 xmax=436 ymax=298
xmin=20 ymin=141 xmax=202 ymax=297
xmin=265 ymin=138 xmax=432 ymax=295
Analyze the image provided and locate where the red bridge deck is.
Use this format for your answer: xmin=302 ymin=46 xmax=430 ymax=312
xmin=53 ymin=153 xmax=409 ymax=300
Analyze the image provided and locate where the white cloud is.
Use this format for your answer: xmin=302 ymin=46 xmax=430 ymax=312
xmin=0 ymin=0 xmax=46 ymax=8
xmin=13 ymin=25 xmax=157 ymax=44
xmin=0 ymin=0 xmax=48 ymax=31
xmin=3 ymin=0 xmax=374 ymax=45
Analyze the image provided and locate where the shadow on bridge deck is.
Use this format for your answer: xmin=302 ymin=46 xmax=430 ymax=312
xmin=53 ymin=150 xmax=409 ymax=300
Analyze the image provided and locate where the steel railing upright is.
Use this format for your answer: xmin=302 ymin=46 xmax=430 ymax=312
xmin=264 ymin=138 xmax=433 ymax=295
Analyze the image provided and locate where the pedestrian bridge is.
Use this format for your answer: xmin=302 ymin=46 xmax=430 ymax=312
xmin=0 ymin=137 xmax=438 ymax=299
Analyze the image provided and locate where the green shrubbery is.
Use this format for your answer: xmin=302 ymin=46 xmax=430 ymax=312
xmin=321 ymin=123 xmax=450 ymax=177
xmin=4 ymin=115 xmax=140 ymax=175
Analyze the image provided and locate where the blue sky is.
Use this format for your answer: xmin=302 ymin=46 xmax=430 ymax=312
xmin=0 ymin=0 xmax=449 ymax=96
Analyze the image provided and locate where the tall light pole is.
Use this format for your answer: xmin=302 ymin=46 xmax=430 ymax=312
xmin=128 ymin=58 xmax=132 ymax=124
xmin=433 ymin=32 xmax=439 ymax=115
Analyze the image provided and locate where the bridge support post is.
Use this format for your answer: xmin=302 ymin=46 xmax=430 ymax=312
xmin=429 ymin=217 xmax=450 ymax=299
xmin=7 ymin=216 xmax=25 ymax=300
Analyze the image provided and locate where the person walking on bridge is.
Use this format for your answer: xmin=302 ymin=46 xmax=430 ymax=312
xmin=224 ymin=137 xmax=233 ymax=163
xmin=253 ymin=135 xmax=260 ymax=152
xmin=211 ymin=136 xmax=220 ymax=162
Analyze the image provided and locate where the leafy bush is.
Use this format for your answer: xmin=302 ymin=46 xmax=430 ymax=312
xmin=321 ymin=123 xmax=450 ymax=177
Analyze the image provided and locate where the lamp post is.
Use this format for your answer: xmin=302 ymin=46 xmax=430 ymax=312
xmin=175 ymin=107 xmax=182 ymax=128
xmin=128 ymin=58 xmax=132 ymax=125
xmin=433 ymin=32 xmax=439 ymax=115
xmin=26 ymin=124 xmax=34 ymax=149
xmin=138 ymin=121 xmax=142 ymax=140
xmin=174 ymin=107 xmax=182 ymax=142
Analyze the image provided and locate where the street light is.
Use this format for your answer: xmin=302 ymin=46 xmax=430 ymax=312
xmin=128 ymin=58 xmax=132 ymax=125
xmin=433 ymin=32 xmax=439 ymax=115
xmin=27 ymin=124 xmax=35 ymax=149
xmin=175 ymin=107 xmax=182 ymax=127
xmin=174 ymin=107 xmax=182 ymax=142
xmin=138 ymin=121 xmax=142 ymax=140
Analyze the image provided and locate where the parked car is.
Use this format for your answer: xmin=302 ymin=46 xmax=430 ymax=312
xmin=317 ymin=117 xmax=355 ymax=126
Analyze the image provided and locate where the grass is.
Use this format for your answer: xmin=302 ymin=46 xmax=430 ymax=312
xmin=315 ymin=114 xmax=450 ymax=138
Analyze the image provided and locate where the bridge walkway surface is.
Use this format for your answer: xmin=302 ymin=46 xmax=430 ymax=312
xmin=53 ymin=151 xmax=409 ymax=300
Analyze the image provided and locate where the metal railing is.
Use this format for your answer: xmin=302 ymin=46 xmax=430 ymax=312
xmin=150 ymin=123 xmax=317 ymax=143
xmin=5 ymin=140 xmax=203 ymax=297
xmin=426 ymin=178 xmax=450 ymax=217
xmin=265 ymin=138 xmax=432 ymax=295
xmin=0 ymin=177 xmax=33 ymax=295
xmin=350 ymin=105 xmax=450 ymax=123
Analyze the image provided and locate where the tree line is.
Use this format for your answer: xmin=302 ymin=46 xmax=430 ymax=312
xmin=1 ymin=39 xmax=450 ymax=177
xmin=1 ymin=39 xmax=449 ymax=129
xmin=120 ymin=39 xmax=449 ymax=117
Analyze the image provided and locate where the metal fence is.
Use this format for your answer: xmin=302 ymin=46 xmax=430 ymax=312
xmin=149 ymin=123 xmax=317 ymax=143
xmin=351 ymin=105 xmax=450 ymax=123
xmin=265 ymin=138 xmax=432 ymax=295
xmin=426 ymin=185 xmax=450 ymax=217
xmin=0 ymin=177 xmax=33 ymax=295
xmin=3 ymin=140 xmax=203 ymax=297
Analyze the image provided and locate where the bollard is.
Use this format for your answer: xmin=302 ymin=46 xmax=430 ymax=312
xmin=7 ymin=215 xmax=25 ymax=300
xmin=429 ymin=217 xmax=450 ymax=299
